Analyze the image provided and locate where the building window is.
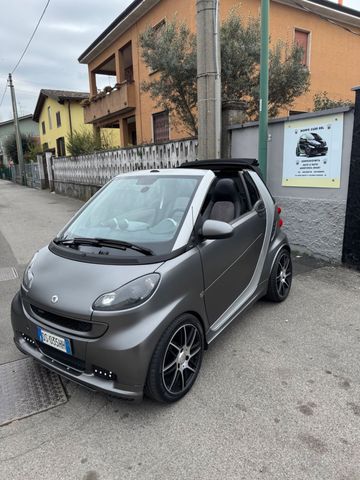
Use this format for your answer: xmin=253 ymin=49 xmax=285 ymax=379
xmin=56 ymin=137 xmax=66 ymax=156
xmin=295 ymin=29 xmax=310 ymax=66
xmin=47 ymin=106 xmax=52 ymax=129
xmin=153 ymin=111 xmax=169 ymax=143
xmin=56 ymin=111 xmax=61 ymax=128
xmin=148 ymin=20 xmax=166 ymax=75
xmin=41 ymin=121 xmax=46 ymax=134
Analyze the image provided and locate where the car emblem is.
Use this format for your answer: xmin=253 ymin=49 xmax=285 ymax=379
xmin=51 ymin=295 xmax=59 ymax=304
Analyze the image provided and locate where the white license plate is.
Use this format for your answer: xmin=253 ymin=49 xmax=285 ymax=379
xmin=37 ymin=327 xmax=72 ymax=354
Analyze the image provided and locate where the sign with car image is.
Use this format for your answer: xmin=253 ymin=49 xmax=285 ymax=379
xmin=282 ymin=113 xmax=344 ymax=188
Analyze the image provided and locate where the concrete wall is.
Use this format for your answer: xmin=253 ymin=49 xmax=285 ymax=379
xmin=231 ymin=108 xmax=354 ymax=261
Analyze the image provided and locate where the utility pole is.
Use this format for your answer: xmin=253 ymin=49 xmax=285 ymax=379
xmin=258 ymin=0 xmax=269 ymax=180
xmin=8 ymin=73 xmax=25 ymax=184
xmin=196 ymin=0 xmax=221 ymax=160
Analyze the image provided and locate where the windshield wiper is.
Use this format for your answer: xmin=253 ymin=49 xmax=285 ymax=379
xmin=53 ymin=237 xmax=154 ymax=256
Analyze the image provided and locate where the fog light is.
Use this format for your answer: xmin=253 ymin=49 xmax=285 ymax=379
xmin=93 ymin=365 xmax=116 ymax=381
xmin=21 ymin=332 xmax=36 ymax=346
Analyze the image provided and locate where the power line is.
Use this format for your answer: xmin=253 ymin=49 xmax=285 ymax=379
xmin=12 ymin=0 xmax=51 ymax=74
xmin=0 ymin=81 xmax=8 ymax=107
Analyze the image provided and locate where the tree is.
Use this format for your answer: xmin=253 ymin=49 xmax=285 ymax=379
xmin=140 ymin=20 xmax=197 ymax=136
xmin=139 ymin=13 xmax=310 ymax=136
xmin=313 ymin=91 xmax=354 ymax=111
xmin=66 ymin=129 xmax=112 ymax=156
xmin=3 ymin=133 xmax=40 ymax=164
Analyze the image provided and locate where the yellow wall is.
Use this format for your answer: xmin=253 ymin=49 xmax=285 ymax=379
xmin=38 ymin=97 xmax=120 ymax=155
xmin=86 ymin=0 xmax=360 ymax=144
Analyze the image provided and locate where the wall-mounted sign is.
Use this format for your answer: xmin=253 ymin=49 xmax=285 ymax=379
xmin=282 ymin=113 xmax=344 ymax=188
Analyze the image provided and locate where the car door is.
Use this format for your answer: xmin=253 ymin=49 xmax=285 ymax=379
xmin=198 ymin=172 xmax=266 ymax=326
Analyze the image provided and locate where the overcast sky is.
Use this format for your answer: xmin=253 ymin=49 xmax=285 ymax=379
xmin=0 ymin=0 xmax=358 ymax=122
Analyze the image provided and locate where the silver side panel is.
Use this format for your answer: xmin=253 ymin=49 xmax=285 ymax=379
xmin=208 ymin=170 xmax=275 ymax=342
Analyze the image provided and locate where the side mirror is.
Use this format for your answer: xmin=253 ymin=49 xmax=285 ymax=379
xmin=201 ymin=219 xmax=234 ymax=240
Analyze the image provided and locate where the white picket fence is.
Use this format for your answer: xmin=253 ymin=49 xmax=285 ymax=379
xmin=53 ymin=139 xmax=198 ymax=187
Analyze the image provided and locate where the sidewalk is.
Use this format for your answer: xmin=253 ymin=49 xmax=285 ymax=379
xmin=1 ymin=181 xmax=360 ymax=480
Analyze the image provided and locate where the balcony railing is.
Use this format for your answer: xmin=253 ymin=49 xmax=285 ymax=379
xmin=83 ymin=81 xmax=135 ymax=124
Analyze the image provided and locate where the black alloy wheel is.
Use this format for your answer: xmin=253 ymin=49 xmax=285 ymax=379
xmin=146 ymin=314 xmax=204 ymax=403
xmin=266 ymin=248 xmax=292 ymax=302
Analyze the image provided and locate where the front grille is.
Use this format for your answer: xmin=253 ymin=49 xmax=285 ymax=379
xmin=39 ymin=343 xmax=86 ymax=372
xmin=31 ymin=305 xmax=92 ymax=332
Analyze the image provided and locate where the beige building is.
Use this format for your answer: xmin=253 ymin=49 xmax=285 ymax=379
xmin=78 ymin=0 xmax=360 ymax=148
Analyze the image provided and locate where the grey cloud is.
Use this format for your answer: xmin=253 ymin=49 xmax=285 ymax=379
xmin=0 ymin=0 xmax=133 ymax=121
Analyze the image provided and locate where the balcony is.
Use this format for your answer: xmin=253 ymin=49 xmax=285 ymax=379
xmin=83 ymin=81 xmax=135 ymax=125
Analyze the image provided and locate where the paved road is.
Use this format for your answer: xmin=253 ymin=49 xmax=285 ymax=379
xmin=1 ymin=180 xmax=360 ymax=480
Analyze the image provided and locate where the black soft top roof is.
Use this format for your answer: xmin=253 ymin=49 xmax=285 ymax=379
xmin=180 ymin=158 xmax=260 ymax=175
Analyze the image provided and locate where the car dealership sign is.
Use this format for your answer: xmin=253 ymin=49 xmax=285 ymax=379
xmin=282 ymin=113 xmax=344 ymax=188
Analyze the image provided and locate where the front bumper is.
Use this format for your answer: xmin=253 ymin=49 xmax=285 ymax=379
xmin=13 ymin=333 xmax=143 ymax=401
xmin=11 ymin=291 xmax=145 ymax=402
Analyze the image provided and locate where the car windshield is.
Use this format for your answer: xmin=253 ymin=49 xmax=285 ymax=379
xmin=310 ymin=133 xmax=323 ymax=141
xmin=57 ymin=174 xmax=201 ymax=257
xmin=305 ymin=132 xmax=322 ymax=141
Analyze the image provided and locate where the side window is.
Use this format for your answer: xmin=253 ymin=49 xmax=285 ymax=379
xmin=232 ymin=176 xmax=249 ymax=217
xmin=243 ymin=172 xmax=260 ymax=208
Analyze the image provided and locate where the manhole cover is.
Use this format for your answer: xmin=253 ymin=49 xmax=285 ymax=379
xmin=0 ymin=358 xmax=67 ymax=426
xmin=0 ymin=267 xmax=18 ymax=282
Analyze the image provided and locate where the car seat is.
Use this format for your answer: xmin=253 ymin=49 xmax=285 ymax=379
xmin=205 ymin=178 xmax=241 ymax=223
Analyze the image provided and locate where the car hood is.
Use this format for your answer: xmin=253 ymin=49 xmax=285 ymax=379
xmin=23 ymin=246 xmax=163 ymax=319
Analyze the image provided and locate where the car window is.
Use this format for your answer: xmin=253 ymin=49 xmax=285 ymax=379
xmin=243 ymin=171 xmax=260 ymax=207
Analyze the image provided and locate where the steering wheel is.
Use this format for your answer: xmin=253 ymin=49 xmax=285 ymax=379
xmin=149 ymin=217 xmax=177 ymax=234
xmin=100 ymin=217 xmax=129 ymax=230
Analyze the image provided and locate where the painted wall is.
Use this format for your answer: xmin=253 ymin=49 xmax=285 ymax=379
xmin=37 ymin=97 xmax=120 ymax=156
xmin=231 ymin=107 xmax=354 ymax=261
xmin=0 ymin=116 xmax=39 ymax=165
xmin=85 ymin=0 xmax=360 ymax=145
xmin=38 ymin=97 xmax=89 ymax=155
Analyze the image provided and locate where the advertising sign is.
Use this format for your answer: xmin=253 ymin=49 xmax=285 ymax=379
xmin=282 ymin=113 xmax=344 ymax=188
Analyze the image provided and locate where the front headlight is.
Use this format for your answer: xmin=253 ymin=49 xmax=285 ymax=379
xmin=22 ymin=253 xmax=38 ymax=291
xmin=93 ymin=273 xmax=160 ymax=311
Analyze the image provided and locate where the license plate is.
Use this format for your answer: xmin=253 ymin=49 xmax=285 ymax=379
xmin=37 ymin=327 xmax=72 ymax=355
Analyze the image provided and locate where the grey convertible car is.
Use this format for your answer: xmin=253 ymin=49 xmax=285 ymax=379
xmin=11 ymin=159 xmax=292 ymax=403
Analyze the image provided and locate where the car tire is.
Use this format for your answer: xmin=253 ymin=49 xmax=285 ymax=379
xmin=305 ymin=146 xmax=311 ymax=157
xmin=145 ymin=314 xmax=204 ymax=403
xmin=296 ymin=146 xmax=300 ymax=156
xmin=265 ymin=248 xmax=292 ymax=302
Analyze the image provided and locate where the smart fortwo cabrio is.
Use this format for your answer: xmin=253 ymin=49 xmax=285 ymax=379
xmin=11 ymin=159 xmax=292 ymax=403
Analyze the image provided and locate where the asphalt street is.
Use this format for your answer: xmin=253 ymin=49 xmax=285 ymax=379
xmin=0 ymin=180 xmax=360 ymax=480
